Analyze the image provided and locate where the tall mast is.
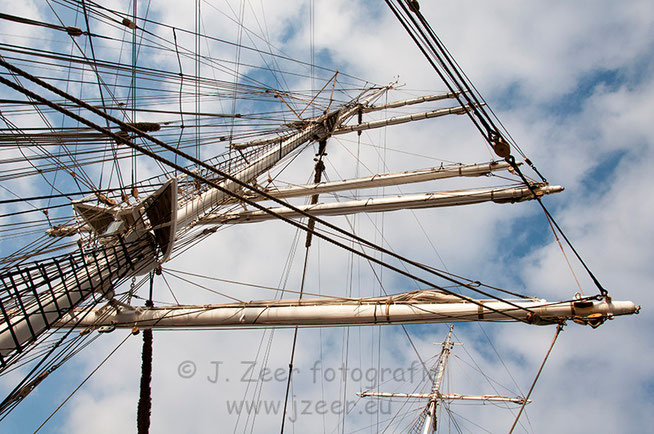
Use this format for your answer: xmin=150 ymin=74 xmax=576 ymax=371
xmin=0 ymin=82 xmax=391 ymax=364
xmin=421 ymin=325 xmax=454 ymax=433
xmin=359 ymin=325 xmax=530 ymax=433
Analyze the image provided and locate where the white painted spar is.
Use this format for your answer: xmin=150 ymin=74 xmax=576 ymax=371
xmin=56 ymin=297 xmax=638 ymax=329
xmin=229 ymin=92 xmax=461 ymax=150
xmin=239 ymin=161 xmax=516 ymax=202
xmin=361 ymin=91 xmax=459 ymax=112
xmin=357 ymin=392 xmax=529 ymax=404
xmin=201 ymin=185 xmax=564 ymax=225
xmin=333 ymin=105 xmax=473 ymax=135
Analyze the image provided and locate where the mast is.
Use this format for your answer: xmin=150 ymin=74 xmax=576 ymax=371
xmin=0 ymin=83 xmax=391 ymax=363
xmin=422 ymin=325 xmax=453 ymax=434
xmin=174 ymin=86 xmax=391 ymax=229
xmin=0 ymin=2 xmax=642 ymax=429
xmin=358 ymin=325 xmax=529 ymax=433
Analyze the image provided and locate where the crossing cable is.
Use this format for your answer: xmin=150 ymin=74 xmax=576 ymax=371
xmin=399 ymin=1 xmax=498 ymax=133
xmin=73 ymin=0 xmax=369 ymax=85
xmin=0 ymin=12 xmax=86 ymax=36
xmin=0 ymin=59 xmax=541 ymax=322
xmin=79 ymin=0 xmax=127 ymax=192
xmin=131 ymin=0 xmax=139 ymax=190
xmin=505 ymin=156 xmax=608 ymax=298
xmin=386 ymin=1 xmax=543 ymax=177
xmin=508 ymin=323 xmax=562 ymax=434
xmin=0 ymin=184 xmax=164 ymax=205
xmin=413 ymin=7 xmax=549 ymax=183
xmin=406 ymin=2 xmax=546 ymax=181
xmin=48 ymin=1 xmax=128 ymax=190
xmin=1 ymin=2 xmax=358 ymax=105
xmin=1 ymin=72 xmax=98 ymax=192
xmin=280 ymin=180 xmax=318 ymax=432
xmin=33 ymin=332 xmax=132 ymax=432
xmin=37 ymin=4 xmax=168 ymax=181
xmin=0 ymin=44 xmax=351 ymax=117
xmin=383 ymin=1 xmax=493 ymax=144
xmin=0 ymin=58 xmax=544 ymax=323
xmin=280 ymin=144 xmax=327 ymax=432
xmin=0 ymin=288 xmax=115 ymax=417
xmin=60 ymin=0 xmax=318 ymax=97
xmin=388 ymin=2 xmax=607 ymax=298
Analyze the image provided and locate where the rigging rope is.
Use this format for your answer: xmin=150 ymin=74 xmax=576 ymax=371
xmin=0 ymin=12 xmax=85 ymax=36
xmin=0 ymin=60 xmax=540 ymax=323
xmin=508 ymin=323 xmax=563 ymax=434
xmin=137 ymin=272 xmax=154 ymax=434
xmin=386 ymin=1 xmax=608 ymax=299
xmin=33 ymin=332 xmax=132 ymax=433
xmin=505 ymin=155 xmax=608 ymax=298
xmin=280 ymin=143 xmax=326 ymax=432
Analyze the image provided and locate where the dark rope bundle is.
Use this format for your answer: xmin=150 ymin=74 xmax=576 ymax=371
xmin=137 ymin=323 xmax=152 ymax=433
xmin=137 ymin=277 xmax=154 ymax=433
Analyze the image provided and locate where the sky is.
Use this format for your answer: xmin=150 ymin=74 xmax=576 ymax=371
xmin=0 ymin=0 xmax=653 ymax=433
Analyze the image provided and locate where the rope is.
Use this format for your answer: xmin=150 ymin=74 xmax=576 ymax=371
xmin=0 ymin=12 xmax=84 ymax=36
xmin=544 ymin=212 xmax=584 ymax=296
xmin=508 ymin=323 xmax=563 ymax=433
xmin=0 ymin=56 xmax=541 ymax=322
xmin=384 ymin=2 xmax=605 ymax=299
xmin=505 ymin=155 xmax=608 ymax=298
xmin=34 ymin=332 xmax=132 ymax=432
xmin=280 ymin=150 xmax=326 ymax=432
xmin=137 ymin=273 xmax=154 ymax=433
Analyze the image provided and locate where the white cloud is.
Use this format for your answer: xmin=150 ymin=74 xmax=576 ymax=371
xmin=2 ymin=0 xmax=653 ymax=433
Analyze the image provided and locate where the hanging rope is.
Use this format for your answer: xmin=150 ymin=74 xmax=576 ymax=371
xmin=0 ymin=56 xmax=544 ymax=323
xmin=137 ymin=273 xmax=154 ymax=434
xmin=34 ymin=333 xmax=132 ymax=432
xmin=280 ymin=144 xmax=327 ymax=432
xmin=508 ymin=323 xmax=563 ymax=433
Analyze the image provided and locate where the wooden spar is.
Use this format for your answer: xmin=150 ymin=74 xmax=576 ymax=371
xmin=332 ymin=105 xmax=474 ymax=136
xmin=55 ymin=296 xmax=639 ymax=329
xmin=229 ymin=92 xmax=461 ymax=150
xmin=361 ymin=91 xmax=460 ymax=113
xmin=200 ymin=185 xmax=564 ymax=225
xmin=238 ymin=161 xmax=517 ymax=202
xmin=46 ymin=161 xmax=520 ymax=237
xmin=357 ymin=392 xmax=529 ymax=404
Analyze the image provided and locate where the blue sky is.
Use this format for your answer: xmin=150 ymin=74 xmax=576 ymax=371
xmin=1 ymin=0 xmax=653 ymax=432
